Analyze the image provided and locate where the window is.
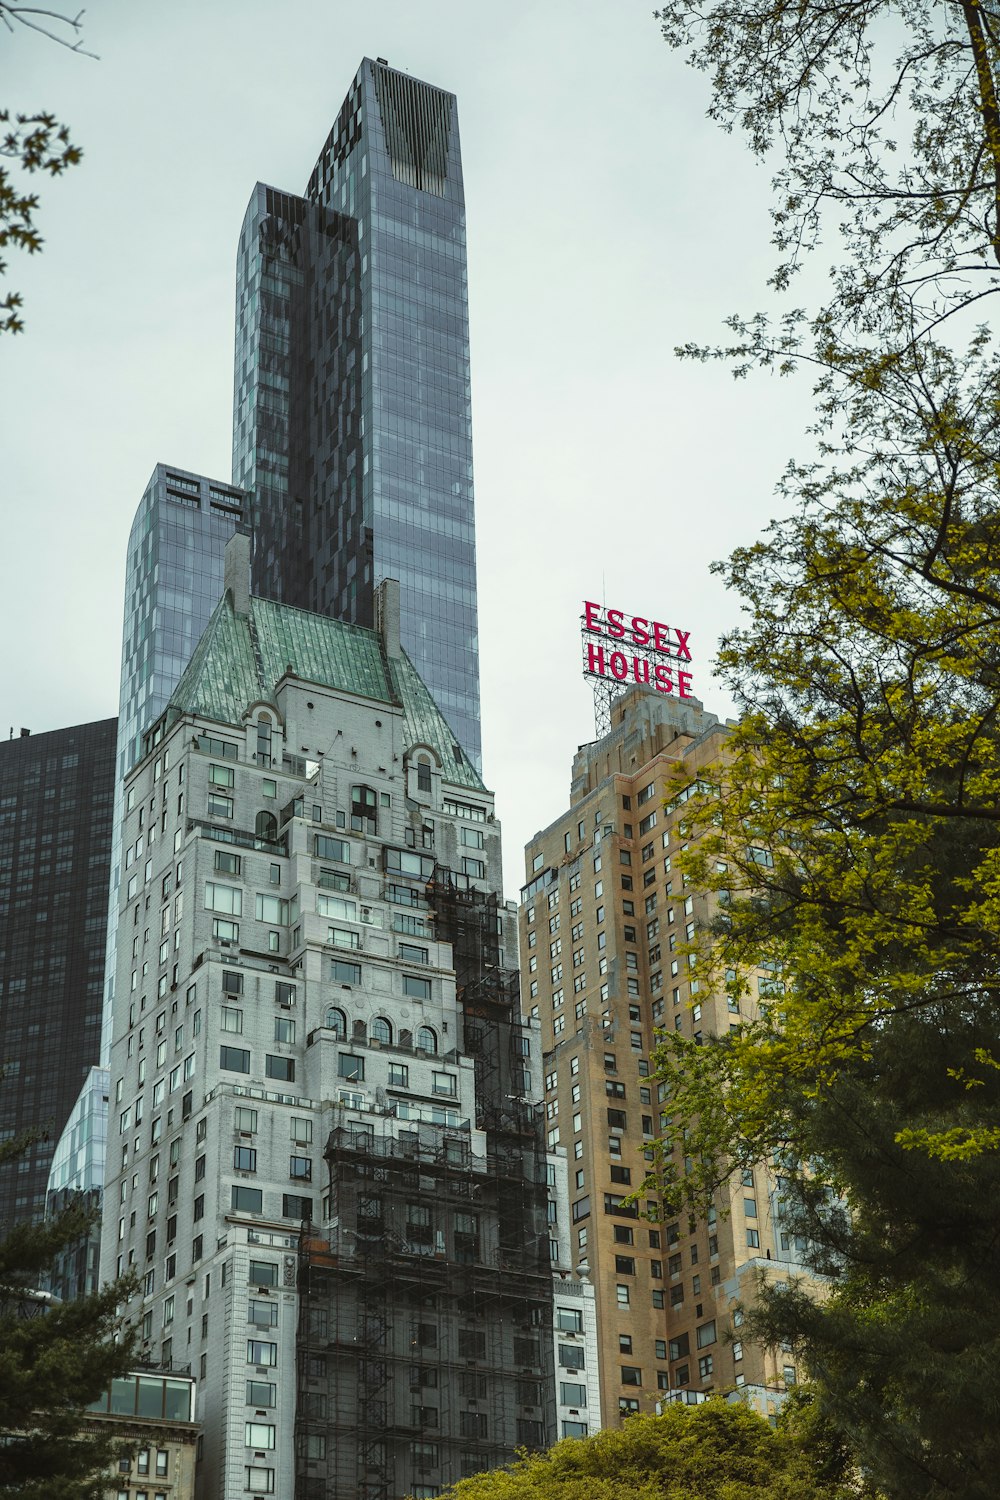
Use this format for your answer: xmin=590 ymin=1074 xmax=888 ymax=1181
xmin=244 ymin=1467 xmax=274 ymax=1494
xmin=338 ymin=1054 xmax=364 ymax=1082
xmin=351 ymin=784 xmax=377 ymax=833
xmin=220 ymin=1046 xmax=250 ymax=1073
xmin=249 ymin=1299 xmax=278 ymax=1328
xmin=559 ymin=1342 xmax=585 ymax=1369
xmin=255 ymin=810 xmax=278 ymax=842
xmin=399 ymin=942 xmax=429 ymax=965
xmin=256 ymin=893 xmax=287 ymax=924
xmin=233 ymin=1146 xmax=256 ymax=1172
xmin=696 ymin=1321 xmax=717 ymax=1349
xmin=324 ymin=1007 xmax=347 ymax=1035
xmin=232 ymin=1186 xmax=262 ymax=1214
xmin=560 ymin=1381 xmax=587 ymax=1407
xmin=235 ymin=1107 xmax=257 ymax=1133
xmin=616 ymin=1284 xmax=630 ymax=1306
xmin=331 ymin=959 xmax=361 ymax=985
xmin=289 ymin=1156 xmax=312 ymax=1180
xmin=432 ymin=1072 xmax=457 ymax=1097
xmin=205 ymin=882 xmax=241 ymax=915
xmin=328 ymin=925 xmax=360 ymax=951
xmin=250 ymin=1260 xmax=278 ymax=1287
xmin=221 ymin=1007 xmax=243 ymax=1034
xmin=388 ymin=1062 xmax=409 ymax=1087
xmin=247 ymin=1379 xmax=275 ymax=1406
xmin=747 ymin=1228 xmax=760 ymax=1248
xmin=404 ymin=974 xmax=432 ymax=1000
xmin=371 ymin=1016 xmax=393 ymax=1045
xmin=417 ymin=1026 xmax=437 ymax=1054
xmin=258 ymin=1050 xmax=293 ymax=1088
xmin=385 ymin=847 xmax=435 ymax=879
xmin=314 ymin=834 xmax=351 ymax=863
xmin=273 ymin=1016 xmax=294 ymax=1044
xmin=245 ymin=1421 xmax=275 ymax=1449
xmin=207 ymin=793 xmax=234 ymax=819
xmin=212 ymin=918 xmax=239 ymax=942
xmin=214 ymin=849 xmax=241 ymax=875
xmin=621 ymin=1366 xmax=642 ymax=1386
xmin=556 ymin=1307 xmax=583 ymax=1333
xmin=283 ymin=1193 xmax=313 ymax=1220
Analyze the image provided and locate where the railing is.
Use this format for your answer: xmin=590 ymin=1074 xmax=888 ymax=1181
xmin=187 ymin=817 xmax=286 ymax=855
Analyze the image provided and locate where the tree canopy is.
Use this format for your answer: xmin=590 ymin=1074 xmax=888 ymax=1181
xmin=1 ymin=4 xmax=92 ymax=333
xmin=651 ymin=0 xmax=1000 ymax=1490
xmin=434 ymin=1399 xmax=859 ymax=1500
xmin=0 ymin=1132 xmax=137 ymax=1498
xmin=657 ymin=0 xmax=1000 ymax=356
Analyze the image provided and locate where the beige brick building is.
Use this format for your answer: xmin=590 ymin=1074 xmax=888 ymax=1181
xmin=520 ymin=687 xmax=816 ymax=1426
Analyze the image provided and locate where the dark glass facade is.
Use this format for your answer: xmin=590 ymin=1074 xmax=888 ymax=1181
xmin=0 ymin=720 xmax=116 ymax=1224
xmin=48 ymin=465 xmax=244 ymax=1210
xmin=102 ymin=463 xmax=245 ymax=1059
xmin=233 ymin=57 xmax=481 ymax=770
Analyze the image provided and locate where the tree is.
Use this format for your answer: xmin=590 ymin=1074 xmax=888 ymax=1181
xmin=745 ymin=1012 xmax=1000 ymax=1499
xmin=650 ymin=0 xmax=1000 ymax=1491
xmin=656 ymin=0 xmax=1000 ymax=359
xmin=1 ymin=4 xmax=93 ymax=334
xmin=648 ymin=304 xmax=1000 ymax=1497
xmin=0 ymin=1133 xmax=138 ymax=1498
xmin=434 ymin=1399 xmax=860 ymax=1500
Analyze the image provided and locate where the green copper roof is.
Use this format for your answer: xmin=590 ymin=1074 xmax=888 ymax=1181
xmin=169 ymin=594 xmax=485 ymax=792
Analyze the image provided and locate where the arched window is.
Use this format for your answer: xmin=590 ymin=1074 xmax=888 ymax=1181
xmin=325 ymin=1007 xmax=347 ymax=1037
xmin=416 ymin=757 xmax=431 ymax=793
xmin=371 ymin=1016 xmax=392 ymax=1046
xmin=255 ymin=810 xmax=278 ymax=842
xmin=417 ymin=1025 xmax=437 ymax=1055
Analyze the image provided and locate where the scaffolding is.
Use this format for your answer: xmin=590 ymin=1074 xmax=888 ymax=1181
xmin=293 ymin=872 xmax=555 ymax=1499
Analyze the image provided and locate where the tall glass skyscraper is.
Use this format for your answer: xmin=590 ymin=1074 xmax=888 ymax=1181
xmin=233 ymin=57 xmax=481 ymax=771
xmin=101 ymin=463 xmax=247 ymax=1064
xmin=47 ymin=466 xmax=245 ymax=1207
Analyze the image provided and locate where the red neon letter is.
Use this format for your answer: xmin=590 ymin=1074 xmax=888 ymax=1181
xmin=632 ymin=657 xmax=650 ymax=685
xmin=674 ymin=628 xmax=692 ymax=661
xmin=678 ymin=670 xmax=693 ymax=698
xmin=610 ymin=652 xmax=629 ymax=680
xmin=630 ymin=616 xmax=650 ymax=647
xmin=654 ymin=664 xmax=674 ymax=694
xmin=584 ymin=600 xmax=603 ymax=633
xmin=652 ymin=620 xmax=671 ymax=654
xmin=587 ymin=643 xmax=606 ymax=676
xmin=606 ymin=609 xmax=626 ymax=639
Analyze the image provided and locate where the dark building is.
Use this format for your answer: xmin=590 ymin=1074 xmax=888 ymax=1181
xmin=233 ymin=56 xmax=482 ymax=771
xmin=0 ymin=720 xmax=117 ymax=1224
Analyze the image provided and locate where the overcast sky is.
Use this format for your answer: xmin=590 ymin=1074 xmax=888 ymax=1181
xmin=2 ymin=0 xmax=818 ymax=897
